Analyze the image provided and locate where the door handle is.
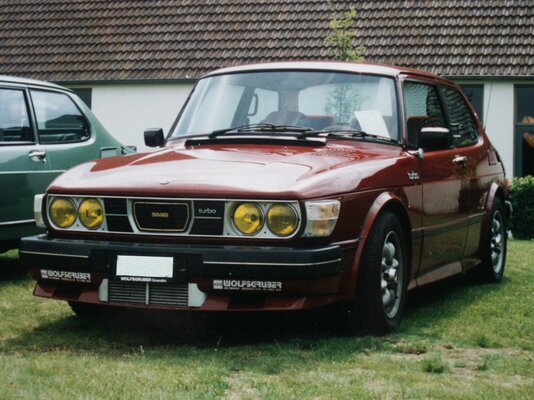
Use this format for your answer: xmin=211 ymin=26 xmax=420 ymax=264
xmin=452 ymin=155 xmax=468 ymax=166
xmin=28 ymin=150 xmax=47 ymax=163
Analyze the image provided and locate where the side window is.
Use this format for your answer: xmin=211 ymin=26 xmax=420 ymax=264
xmin=440 ymin=86 xmax=478 ymax=147
xmin=30 ymin=90 xmax=90 ymax=144
xmin=0 ymin=88 xmax=34 ymax=143
xmin=403 ymin=81 xmax=446 ymax=147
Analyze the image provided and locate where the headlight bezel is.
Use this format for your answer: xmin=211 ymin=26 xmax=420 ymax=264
xmin=46 ymin=195 xmax=108 ymax=232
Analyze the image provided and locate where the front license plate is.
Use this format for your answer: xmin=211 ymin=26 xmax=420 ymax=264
xmin=116 ymin=255 xmax=174 ymax=282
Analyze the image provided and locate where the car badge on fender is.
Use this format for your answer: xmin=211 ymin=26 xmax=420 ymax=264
xmin=407 ymin=171 xmax=419 ymax=180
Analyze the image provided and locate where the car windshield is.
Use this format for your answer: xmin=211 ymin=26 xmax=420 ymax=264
xmin=171 ymin=70 xmax=400 ymax=141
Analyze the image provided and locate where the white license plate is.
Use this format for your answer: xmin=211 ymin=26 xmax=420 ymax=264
xmin=116 ymin=255 xmax=174 ymax=278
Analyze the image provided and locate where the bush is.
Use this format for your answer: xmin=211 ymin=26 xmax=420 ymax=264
xmin=509 ymin=175 xmax=534 ymax=239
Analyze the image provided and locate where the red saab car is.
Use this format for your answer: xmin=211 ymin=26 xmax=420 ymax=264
xmin=20 ymin=62 xmax=510 ymax=333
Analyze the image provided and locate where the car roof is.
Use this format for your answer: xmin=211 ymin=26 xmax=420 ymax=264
xmin=0 ymin=74 xmax=71 ymax=92
xmin=203 ymin=61 xmax=446 ymax=82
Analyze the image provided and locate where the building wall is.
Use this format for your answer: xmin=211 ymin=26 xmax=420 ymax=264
xmin=74 ymin=80 xmax=517 ymax=176
xmin=89 ymin=82 xmax=194 ymax=151
xmin=480 ymin=82 xmax=514 ymax=177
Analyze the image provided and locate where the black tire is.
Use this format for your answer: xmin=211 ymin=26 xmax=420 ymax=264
xmin=475 ymin=197 xmax=507 ymax=283
xmin=68 ymin=301 xmax=104 ymax=318
xmin=346 ymin=211 xmax=409 ymax=335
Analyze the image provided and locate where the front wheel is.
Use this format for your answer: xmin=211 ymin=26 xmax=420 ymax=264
xmin=346 ymin=211 xmax=408 ymax=335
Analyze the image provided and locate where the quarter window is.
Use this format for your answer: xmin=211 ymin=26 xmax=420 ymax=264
xmin=403 ymin=81 xmax=447 ymax=147
xmin=0 ymin=88 xmax=33 ymax=143
xmin=31 ymin=90 xmax=90 ymax=144
xmin=440 ymin=86 xmax=478 ymax=147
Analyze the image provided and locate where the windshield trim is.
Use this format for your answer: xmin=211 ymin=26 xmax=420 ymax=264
xmin=169 ymin=69 xmax=402 ymax=145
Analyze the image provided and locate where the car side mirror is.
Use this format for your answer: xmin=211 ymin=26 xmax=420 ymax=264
xmin=419 ymin=127 xmax=450 ymax=151
xmin=144 ymin=128 xmax=165 ymax=147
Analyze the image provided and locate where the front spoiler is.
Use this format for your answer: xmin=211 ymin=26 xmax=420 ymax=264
xmin=20 ymin=234 xmax=345 ymax=280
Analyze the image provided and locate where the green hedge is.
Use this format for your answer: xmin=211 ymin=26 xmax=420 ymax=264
xmin=509 ymin=175 xmax=534 ymax=240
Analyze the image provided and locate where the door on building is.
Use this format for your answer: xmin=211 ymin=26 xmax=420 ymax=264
xmin=515 ymin=86 xmax=534 ymax=177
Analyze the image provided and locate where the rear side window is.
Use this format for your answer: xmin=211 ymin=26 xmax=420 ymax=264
xmin=403 ymin=81 xmax=447 ymax=147
xmin=440 ymin=86 xmax=478 ymax=147
xmin=31 ymin=90 xmax=90 ymax=144
xmin=0 ymin=88 xmax=34 ymax=143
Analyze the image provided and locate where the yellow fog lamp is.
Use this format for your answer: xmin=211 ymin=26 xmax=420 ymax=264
xmin=232 ymin=202 xmax=264 ymax=235
xmin=267 ymin=203 xmax=299 ymax=237
xmin=49 ymin=197 xmax=77 ymax=228
xmin=303 ymin=200 xmax=340 ymax=237
xmin=78 ymin=198 xmax=104 ymax=229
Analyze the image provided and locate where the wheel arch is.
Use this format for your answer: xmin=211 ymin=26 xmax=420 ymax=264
xmin=346 ymin=192 xmax=412 ymax=296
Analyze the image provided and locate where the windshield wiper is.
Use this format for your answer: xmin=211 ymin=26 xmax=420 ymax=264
xmin=301 ymin=128 xmax=396 ymax=142
xmin=209 ymin=123 xmax=313 ymax=138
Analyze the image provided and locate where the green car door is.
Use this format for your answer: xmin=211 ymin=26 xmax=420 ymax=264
xmin=0 ymin=79 xmax=131 ymax=251
xmin=0 ymin=86 xmax=54 ymax=248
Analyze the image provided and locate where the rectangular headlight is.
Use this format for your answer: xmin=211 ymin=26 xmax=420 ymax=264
xmin=34 ymin=194 xmax=45 ymax=228
xmin=303 ymin=200 xmax=340 ymax=237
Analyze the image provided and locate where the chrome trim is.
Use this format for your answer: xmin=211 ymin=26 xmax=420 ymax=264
xmin=0 ymin=219 xmax=35 ymax=226
xmin=19 ymin=250 xmax=89 ymax=259
xmin=188 ymin=283 xmax=207 ymax=307
xmin=47 ymin=194 xmax=302 ymax=240
xmin=203 ymin=258 xmax=342 ymax=267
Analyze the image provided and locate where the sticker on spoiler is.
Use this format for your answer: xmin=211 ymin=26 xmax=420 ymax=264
xmin=213 ymin=279 xmax=282 ymax=292
xmin=41 ymin=269 xmax=91 ymax=283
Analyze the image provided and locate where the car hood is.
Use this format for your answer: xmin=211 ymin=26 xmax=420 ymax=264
xmin=49 ymin=140 xmax=408 ymax=199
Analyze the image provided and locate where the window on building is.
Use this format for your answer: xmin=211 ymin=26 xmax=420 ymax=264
xmin=515 ymin=86 xmax=534 ymax=177
xmin=71 ymin=88 xmax=92 ymax=109
xmin=459 ymin=85 xmax=484 ymax=122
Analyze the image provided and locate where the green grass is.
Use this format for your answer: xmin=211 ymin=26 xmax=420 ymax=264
xmin=1 ymin=241 xmax=533 ymax=399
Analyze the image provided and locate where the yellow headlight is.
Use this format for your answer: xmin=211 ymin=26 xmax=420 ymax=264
xmin=267 ymin=203 xmax=298 ymax=236
xmin=78 ymin=198 xmax=104 ymax=229
xmin=49 ymin=197 xmax=76 ymax=228
xmin=233 ymin=202 xmax=263 ymax=235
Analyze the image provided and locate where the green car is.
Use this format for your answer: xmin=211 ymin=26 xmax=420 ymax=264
xmin=0 ymin=75 xmax=131 ymax=252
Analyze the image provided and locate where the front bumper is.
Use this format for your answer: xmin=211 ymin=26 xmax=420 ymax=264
xmin=20 ymin=234 xmax=350 ymax=311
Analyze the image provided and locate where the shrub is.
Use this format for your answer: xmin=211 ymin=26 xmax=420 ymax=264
xmin=509 ymin=176 xmax=534 ymax=240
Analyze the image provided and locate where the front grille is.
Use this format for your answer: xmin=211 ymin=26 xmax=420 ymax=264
xmin=108 ymin=281 xmax=146 ymax=304
xmin=133 ymin=201 xmax=190 ymax=232
xmin=104 ymin=198 xmax=128 ymax=215
xmin=108 ymin=280 xmax=188 ymax=307
xmin=106 ymin=215 xmax=133 ymax=232
xmin=104 ymin=198 xmax=133 ymax=232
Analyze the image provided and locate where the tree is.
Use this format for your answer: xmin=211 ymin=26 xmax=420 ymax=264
xmin=325 ymin=6 xmax=365 ymax=62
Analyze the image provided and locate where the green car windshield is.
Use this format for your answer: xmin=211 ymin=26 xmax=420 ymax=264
xmin=171 ymin=70 xmax=399 ymax=141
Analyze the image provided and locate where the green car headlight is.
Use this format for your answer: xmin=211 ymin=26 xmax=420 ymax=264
xmin=49 ymin=197 xmax=77 ymax=228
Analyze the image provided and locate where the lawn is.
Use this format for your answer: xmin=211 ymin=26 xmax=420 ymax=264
xmin=0 ymin=242 xmax=533 ymax=399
